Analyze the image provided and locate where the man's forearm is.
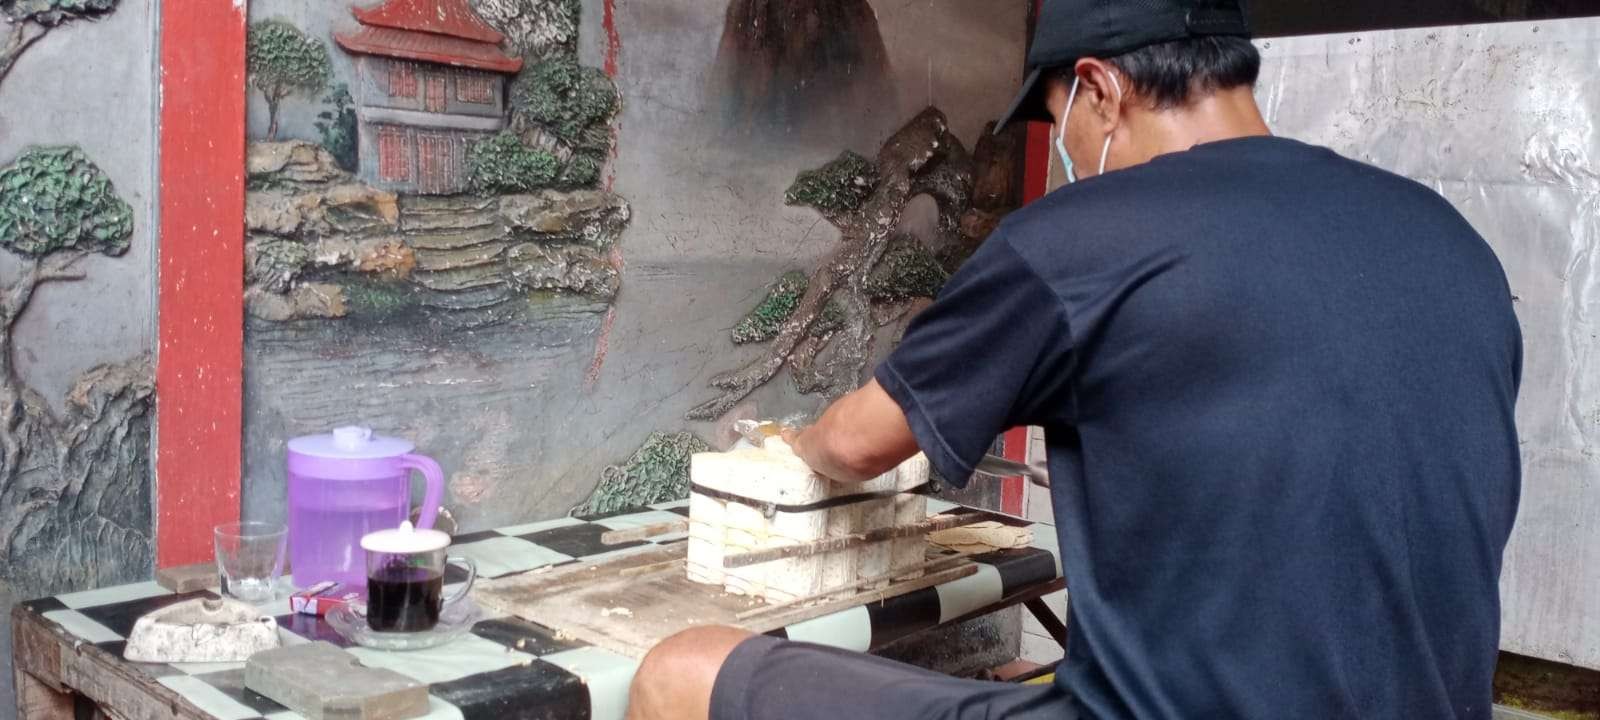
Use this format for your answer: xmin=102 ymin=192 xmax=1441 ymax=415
xmin=789 ymin=379 xmax=921 ymax=484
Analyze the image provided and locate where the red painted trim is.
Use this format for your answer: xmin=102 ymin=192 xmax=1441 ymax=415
xmin=156 ymin=0 xmax=248 ymax=567
xmin=1000 ymin=427 xmax=1029 ymax=515
xmin=1025 ymin=0 xmax=1049 ymax=205
xmin=1024 ymin=1 xmax=1051 ymax=203
xmin=586 ymin=0 xmax=623 ymax=387
xmin=602 ymin=0 xmax=621 ymax=78
xmin=1024 ymin=122 xmax=1051 ymax=205
xmin=600 ymin=0 xmax=621 ymax=192
xmin=584 ymin=303 xmax=617 ymax=390
xmin=1001 ymin=4 xmax=1054 ymax=515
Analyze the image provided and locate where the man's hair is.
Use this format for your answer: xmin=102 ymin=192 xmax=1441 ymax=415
xmin=1057 ymin=36 xmax=1261 ymax=109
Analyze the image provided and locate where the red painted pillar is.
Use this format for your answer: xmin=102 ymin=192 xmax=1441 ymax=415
xmin=155 ymin=0 xmax=248 ymax=567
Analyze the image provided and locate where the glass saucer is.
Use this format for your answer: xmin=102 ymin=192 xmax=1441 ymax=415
xmin=325 ymin=598 xmax=482 ymax=651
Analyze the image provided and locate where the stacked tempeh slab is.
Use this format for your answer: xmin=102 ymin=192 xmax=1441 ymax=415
xmin=687 ymin=440 xmax=930 ymax=603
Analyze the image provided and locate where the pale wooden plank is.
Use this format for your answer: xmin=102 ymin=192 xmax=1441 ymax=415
xmin=12 ymin=604 xmax=215 ymax=720
xmin=13 ymin=667 xmax=73 ymax=720
xmin=9 ymin=606 xmax=65 ymax=691
xmin=476 ymin=542 xmax=978 ymax=659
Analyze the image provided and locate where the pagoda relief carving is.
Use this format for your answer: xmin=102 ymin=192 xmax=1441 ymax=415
xmin=243 ymin=0 xmax=626 ymax=326
xmin=336 ymin=0 xmax=524 ymax=195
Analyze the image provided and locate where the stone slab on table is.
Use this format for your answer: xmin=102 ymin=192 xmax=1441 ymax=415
xmin=246 ymin=642 xmax=429 ymax=720
xmin=13 ymin=500 xmax=1062 ymax=720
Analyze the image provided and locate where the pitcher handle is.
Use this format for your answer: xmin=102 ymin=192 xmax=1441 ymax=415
xmin=398 ymin=453 xmax=445 ymax=530
xmin=444 ymin=557 xmax=477 ymax=605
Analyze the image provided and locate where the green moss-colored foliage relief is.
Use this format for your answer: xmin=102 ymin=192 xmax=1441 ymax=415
xmin=559 ymin=151 xmax=605 ymax=189
xmin=785 ymin=151 xmax=879 ymax=213
xmin=473 ymin=25 xmax=618 ymax=192
xmin=732 ymin=270 xmax=808 ymax=345
xmin=467 ymin=132 xmax=560 ymax=194
xmin=570 ymin=123 xmax=613 ymax=155
xmin=248 ymin=20 xmax=330 ymax=95
xmin=574 ymin=431 xmax=711 ymax=516
xmin=867 ymin=238 xmax=948 ymax=301
xmin=1 ymin=0 xmax=114 ymax=24
xmin=0 ymin=146 xmax=132 ymax=258
xmin=513 ymin=57 xmax=619 ymax=144
xmin=814 ymin=299 xmax=846 ymax=335
xmin=546 ymin=0 xmax=582 ymax=49
xmin=343 ymin=279 xmax=417 ymax=320
xmin=248 ymin=20 xmax=331 ymax=138
xmin=316 ymin=83 xmax=359 ymax=172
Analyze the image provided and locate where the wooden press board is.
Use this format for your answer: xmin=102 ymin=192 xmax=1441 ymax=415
xmin=474 ymin=543 xmax=975 ymax=658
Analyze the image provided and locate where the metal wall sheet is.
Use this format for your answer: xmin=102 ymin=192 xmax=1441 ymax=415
xmin=1257 ymin=19 xmax=1600 ymax=669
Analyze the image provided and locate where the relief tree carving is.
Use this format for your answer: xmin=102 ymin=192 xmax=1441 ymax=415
xmin=686 ymin=108 xmax=1025 ymax=422
xmin=0 ymin=0 xmax=119 ymax=86
xmin=248 ymin=20 xmax=331 ymax=141
xmin=504 ymin=54 xmax=618 ymax=188
xmin=686 ymin=107 xmax=977 ymax=421
xmin=0 ymin=146 xmax=153 ymax=598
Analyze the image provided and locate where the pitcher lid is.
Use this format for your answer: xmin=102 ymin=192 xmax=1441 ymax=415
xmin=361 ymin=521 xmax=451 ymax=554
xmin=288 ymin=426 xmax=416 ymax=460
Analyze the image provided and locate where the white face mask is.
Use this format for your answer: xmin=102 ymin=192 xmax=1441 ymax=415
xmin=1056 ymin=72 xmax=1123 ymax=184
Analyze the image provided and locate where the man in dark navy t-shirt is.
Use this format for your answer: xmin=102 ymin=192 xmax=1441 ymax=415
xmin=626 ymin=1 xmax=1522 ymax=719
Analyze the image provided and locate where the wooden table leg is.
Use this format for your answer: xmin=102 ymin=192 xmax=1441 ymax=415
xmin=1024 ymin=597 xmax=1068 ymax=649
xmin=14 ymin=667 xmax=74 ymax=720
xmin=12 ymin=603 xmax=219 ymax=720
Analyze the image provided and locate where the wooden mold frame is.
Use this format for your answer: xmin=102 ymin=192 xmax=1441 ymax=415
xmin=686 ymin=448 xmax=933 ymax=603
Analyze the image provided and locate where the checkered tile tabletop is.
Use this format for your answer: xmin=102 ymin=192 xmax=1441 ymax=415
xmin=18 ymin=499 xmax=1062 ymax=720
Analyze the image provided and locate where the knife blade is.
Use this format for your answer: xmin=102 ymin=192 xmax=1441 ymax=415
xmin=975 ymin=453 xmax=1050 ymax=488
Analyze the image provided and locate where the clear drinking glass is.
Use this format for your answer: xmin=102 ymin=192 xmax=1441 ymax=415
xmin=214 ymin=522 xmax=287 ymax=603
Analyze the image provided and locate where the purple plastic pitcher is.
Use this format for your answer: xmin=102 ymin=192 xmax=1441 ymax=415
xmin=286 ymin=427 xmax=444 ymax=589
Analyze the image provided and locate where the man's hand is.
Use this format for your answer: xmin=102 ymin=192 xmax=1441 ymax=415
xmin=786 ymin=379 xmax=921 ymax=484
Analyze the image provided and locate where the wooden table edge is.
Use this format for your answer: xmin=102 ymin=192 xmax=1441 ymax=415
xmin=10 ymin=557 xmax=1069 ymax=718
xmin=12 ymin=603 xmax=213 ymax=720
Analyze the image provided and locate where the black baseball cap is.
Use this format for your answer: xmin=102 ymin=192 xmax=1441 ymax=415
xmin=996 ymin=0 xmax=1252 ymax=132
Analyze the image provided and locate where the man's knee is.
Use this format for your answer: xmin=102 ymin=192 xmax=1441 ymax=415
xmin=628 ymin=625 xmax=754 ymax=720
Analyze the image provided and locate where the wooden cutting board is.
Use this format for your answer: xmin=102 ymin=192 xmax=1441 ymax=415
xmin=474 ymin=543 xmax=974 ymax=658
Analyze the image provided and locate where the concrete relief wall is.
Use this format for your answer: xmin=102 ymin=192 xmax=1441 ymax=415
xmin=0 ymin=0 xmax=159 ymax=707
xmin=240 ymin=0 xmax=1029 ymax=535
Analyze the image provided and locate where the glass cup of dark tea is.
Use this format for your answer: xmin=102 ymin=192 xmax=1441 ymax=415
xmin=358 ymin=522 xmax=477 ymax=633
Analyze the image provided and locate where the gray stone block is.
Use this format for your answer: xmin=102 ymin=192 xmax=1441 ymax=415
xmin=125 ymin=597 xmax=280 ymax=663
xmin=155 ymin=563 xmax=220 ymax=593
xmin=245 ymin=642 xmax=429 ymax=720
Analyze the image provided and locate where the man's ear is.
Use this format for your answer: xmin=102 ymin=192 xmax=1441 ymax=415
xmin=1074 ymin=58 xmax=1125 ymax=132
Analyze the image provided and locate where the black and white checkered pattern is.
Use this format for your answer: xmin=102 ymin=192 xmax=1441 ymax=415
xmin=19 ymin=499 xmax=1062 ymax=720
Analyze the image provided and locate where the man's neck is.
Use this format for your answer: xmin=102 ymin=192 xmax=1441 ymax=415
xmin=1126 ymin=87 xmax=1272 ymax=163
